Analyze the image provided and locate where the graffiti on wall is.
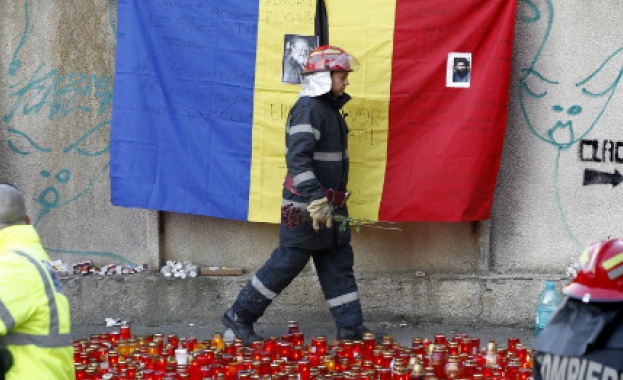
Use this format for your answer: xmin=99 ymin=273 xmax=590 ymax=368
xmin=518 ymin=0 xmax=623 ymax=249
xmin=2 ymin=1 xmax=134 ymax=264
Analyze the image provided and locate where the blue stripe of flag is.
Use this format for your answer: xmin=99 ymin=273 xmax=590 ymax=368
xmin=110 ymin=0 xmax=259 ymax=220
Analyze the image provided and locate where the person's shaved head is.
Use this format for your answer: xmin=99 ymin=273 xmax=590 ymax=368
xmin=0 ymin=184 xmax=27 ymax=230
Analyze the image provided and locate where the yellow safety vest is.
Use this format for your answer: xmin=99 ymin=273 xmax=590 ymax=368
xmin=0 ymin=225 xmax=75 ymax=380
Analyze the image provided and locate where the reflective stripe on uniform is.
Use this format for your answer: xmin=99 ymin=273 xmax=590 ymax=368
xmin=313 ymin=151 xmax=343 ymax=162
xmin=13 ymin=251 xmax=60 ymax=334
xmin=293 ymin=171 xmax=316 ymax=186
xmin=287 ymin=123 xmax=320 ymax=140
xmin=0 ymin=251 xmax=70 ymax=348
xmin=0 ymin=301 xmax=15 ymax=331
xmin=327 ymin=291 xmax=359 ymax=308
xmin=1 ymin=332 xmax=71 ymax=348
xmin=251 ymin=274 xmax=277 ymax=300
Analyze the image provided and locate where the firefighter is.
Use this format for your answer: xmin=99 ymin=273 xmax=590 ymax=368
xmin=0 ymin=183 xmax=75 ymax=379
xmin=222 ymin=45 xmax=375 ymax=345
xmin=533 ymin=237 xmax=623 ymax=379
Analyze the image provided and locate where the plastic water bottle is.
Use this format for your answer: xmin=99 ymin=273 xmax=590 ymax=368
xmin=535 ymin=280 xmax=563 ymax=336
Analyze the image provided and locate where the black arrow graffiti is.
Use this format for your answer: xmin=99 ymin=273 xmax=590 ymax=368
xmin=583 ymin=169 xmax=623 ymax=187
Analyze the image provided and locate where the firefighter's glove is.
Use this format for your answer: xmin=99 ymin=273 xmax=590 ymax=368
xmin=307 ymin=197 xmax=333 ymax=232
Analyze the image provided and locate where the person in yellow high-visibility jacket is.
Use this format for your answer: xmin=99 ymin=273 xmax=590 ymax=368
xmin=0 ymin=183 xmax=75 ymax=380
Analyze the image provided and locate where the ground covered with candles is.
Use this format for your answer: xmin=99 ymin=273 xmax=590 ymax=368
xmin=72 ymin=321 xmax=535 ymax=380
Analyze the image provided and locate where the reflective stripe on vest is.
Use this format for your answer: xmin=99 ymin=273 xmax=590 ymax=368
xmin=0 ymin=250 xmax=70 ymax=348
xmin=0 ymin=301 xmax=15 ymax=331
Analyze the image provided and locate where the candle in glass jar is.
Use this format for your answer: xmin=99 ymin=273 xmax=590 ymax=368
xmin=378 ymin=367 xmax=391 ymax=380
xmin=518 ymin=368 xmax=532 ymax=380
xmin=515 ymin=344 xmax=528 ymax=363
xmin=392 ymin=365 xmax=409 ymax=380
xmin=278 ymin=341 xmax=292 ymax=361
xmin=291 ymin=345 xmax=303 ymax=361
xmin=434 ymin=334 xmax=447 ymax=346
xmin=176 ymin=348 xmax=189 ymax=365
xmin=288 ymin=321 xmax=300 ymax=334
xmin=297 ymin=360 xmax=310 ymax=380
xmin=110 ymin=331 xmax=120 ymax=346
xmin=292 ymin=332 xmax=305 ymax=347
xmin=323 ymin=353 xmax=336 ymax=372
xmin=212 ymin=333 xmax=224 ymax=351
xmin=168 ymin=333 xmax=179 ymax=349
xmin=507 ymin=337 xmax=520 ymax=353
xmin=310 ymin=336 xmax=327 ymax=355
xmin=119 ymin=323 xmax=131 ymax=340
xmin=307 ymin=352 xmax=320 ymax=368
xmin=107 ymin=350 xmax=119 ymax=368
xmin=260 ymin=338 xmax=276 ymax=360
xmin=470 ymin=337 xmax=480 ymax=356
xmin=225 ymin=361 xmax=240 ymax=380
xmin=362 ymin=332 xmax=375 ymax=360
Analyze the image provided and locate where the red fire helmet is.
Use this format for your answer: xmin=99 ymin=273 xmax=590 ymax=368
xmin=302 ymin=45 xmax=358 ymax=75
xmin=564 ymin=238 xmax=623 ymax=302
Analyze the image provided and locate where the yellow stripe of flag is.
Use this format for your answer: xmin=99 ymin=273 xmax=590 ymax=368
xmin=328 ymin=1 xmax=395 ymax=221
xmin=249 ymin=1 xmax=315 ymax=222
xmin=249 ymin=0 xmax=396 ymax=223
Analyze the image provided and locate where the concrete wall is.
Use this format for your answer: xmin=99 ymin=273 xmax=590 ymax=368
xmin=492 ymin=0 xmax=623 ymax=276
xmin=0 ymin=1 xmax=159 ymax=269
xmin=1 ymin=0 xmax=618 ymax=329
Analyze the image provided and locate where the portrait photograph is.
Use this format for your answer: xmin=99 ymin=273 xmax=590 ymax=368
xmin=446 ymin=52 xmax=472 ymax=88
xmin=281 ymin=34 xmax=319 ymax=84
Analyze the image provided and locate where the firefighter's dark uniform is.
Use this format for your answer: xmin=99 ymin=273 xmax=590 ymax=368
xmin=231 ymin=91 xmax=364 ymax=328
xmin=533 ymin=298 xmax=623 ymax=380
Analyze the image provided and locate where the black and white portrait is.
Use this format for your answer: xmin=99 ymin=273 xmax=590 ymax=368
xmin=281 ymin=34 xmax=319 ymax=84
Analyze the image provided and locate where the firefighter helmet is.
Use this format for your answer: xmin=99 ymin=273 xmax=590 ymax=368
xmin=564 ymin=238 xmax=623 ymax=302
xmin=302 ymin=45 xmax=358 ymax=75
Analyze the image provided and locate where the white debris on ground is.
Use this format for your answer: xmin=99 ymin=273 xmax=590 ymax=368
xmin=104 ymin=318 xmax=129 ymax=327
xmin=160 ymin=260 xmax=199 ymax=279
xmin=51 ymin=259 xmax=200 ymax=279
xmin=51 ymin=259 xmax=148 ymax=277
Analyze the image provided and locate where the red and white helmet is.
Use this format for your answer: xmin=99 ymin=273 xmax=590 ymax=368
xmin=564 ymin=238 xmax=623 ymax=302
xmin=302 ymin=45 xmax=358 ymax=75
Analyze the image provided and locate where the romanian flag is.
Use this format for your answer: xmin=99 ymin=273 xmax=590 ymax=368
xmin=111 ymin=0 xmax=517 ymax=223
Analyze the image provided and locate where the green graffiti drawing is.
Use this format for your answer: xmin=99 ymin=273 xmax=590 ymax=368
xmin=518 ymin=0 xmax=623 ymax=249
xmin=2 ymin=1 xmax=134 ymax=265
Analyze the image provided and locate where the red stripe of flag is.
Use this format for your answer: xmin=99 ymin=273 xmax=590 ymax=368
xmin=381 ymin=0 xmax=518 ymax=221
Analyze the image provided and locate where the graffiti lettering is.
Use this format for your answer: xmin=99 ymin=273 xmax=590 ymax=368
xmin=0 ymin=1 xmax=132 ymax=265
xmin=348 ymin=128 xmax=374 ymax=145
xmin=537 ymin=353 xmax=621 ymax=380
xmin=264 ymin=0 xmax=312 ymax=6
xmin=265 ymin=10 xmax=313 ymax=24
xmin=3 ymin=63 xmax=113 ymax=123
xmin=345 ymin=107 xmax=381 ymax=127
xmin=162 ymin=0 xmax=204 ymax=12
xmin=162 ymin=35 xmax=208 ymax=50
xmin=269 ymin=103 xmax=294 ymax=120
xmin=579 ymin=139 xmax=623 ymax=163
xmin=211 ymin=7 xmax=257 ymax=20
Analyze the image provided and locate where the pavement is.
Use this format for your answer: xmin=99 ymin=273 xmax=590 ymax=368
xmin=72 ymin=320 xmax=536 ymax=350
